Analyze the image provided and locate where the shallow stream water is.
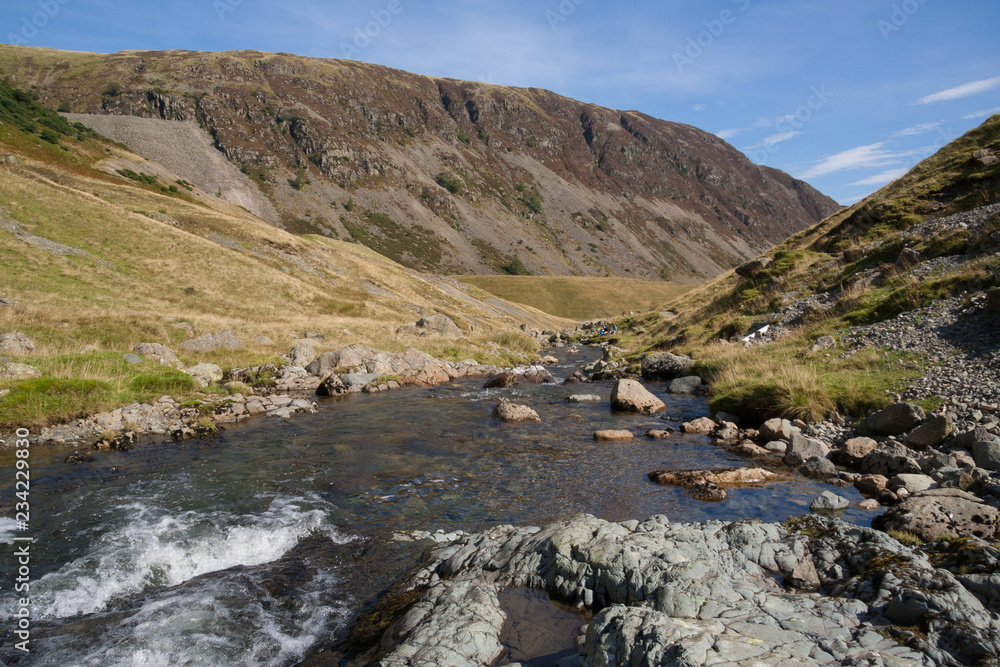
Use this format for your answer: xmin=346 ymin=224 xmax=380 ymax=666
xmin=0 ymin=348 xmax=870 ymax=665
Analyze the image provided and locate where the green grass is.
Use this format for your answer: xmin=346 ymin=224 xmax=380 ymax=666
xmin=698 ymin=338 xmax=920 ymax=423
xmin=0 ymin=352 xmax=200 ymax=428
xmin=458 ymin=275 xmax=693 ymax=320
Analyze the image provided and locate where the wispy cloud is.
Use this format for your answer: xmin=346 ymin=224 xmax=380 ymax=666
xmin=963 ymin=106 xmax=1000 ymax=120
xmin=848 ymin=167 xmax=909 ymax=187
xmin=692 ymin=103 xmax=707 ymax=111
xmin=916 ymin=76 xmax=1000 ymax=105
xmin=715 ymin=117 xmax=770 ymax=141
xmin=798 ymin=142 xmax=902 ymax=179
xmin=744 ymin=130 xmax=800 ymax=151
xmin=889 ymin=121 xmax=942 ymax=138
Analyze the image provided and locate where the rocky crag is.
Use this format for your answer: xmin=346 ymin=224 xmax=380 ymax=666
xmin=0 ymin=45 xmax=839 ymax=279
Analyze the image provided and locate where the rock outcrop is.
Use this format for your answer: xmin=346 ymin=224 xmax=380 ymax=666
xmin=364 ymin=514 xmax=1000 ymax=666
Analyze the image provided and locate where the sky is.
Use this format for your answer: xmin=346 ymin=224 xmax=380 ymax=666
xmin=2 ymin=0 xmax=999 ymax=205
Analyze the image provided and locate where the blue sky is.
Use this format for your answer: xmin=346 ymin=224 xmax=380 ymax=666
xmin=2 ymin=0 xmax=998 ymax=205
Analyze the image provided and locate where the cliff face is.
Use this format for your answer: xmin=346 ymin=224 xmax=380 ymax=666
xmin=0 ymin=46 xmax=841 ymax=278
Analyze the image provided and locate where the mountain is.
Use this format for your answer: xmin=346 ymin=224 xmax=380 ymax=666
xmin=0 ymin=45 xmax=840 ymax=279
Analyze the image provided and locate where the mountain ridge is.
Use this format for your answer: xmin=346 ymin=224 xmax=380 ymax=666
xmin=0 ymin=45 xmax=840 ymax=279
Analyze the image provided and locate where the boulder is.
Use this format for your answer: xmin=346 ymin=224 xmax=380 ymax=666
xmin=0 ymin=332 xmax=35 ymax=356
xmin=680 ymin=417 xmax=717 ymax=434
xmin=907 ymin=414 xmax=953 ymax=448
xmin=305 ymin=351 xmax=341 ymax=377
xmin=809 ymin=335 xmax=837 ymax=353
xmin=640 ymin=352 xmax=694 ymax=381
xmin=799 ymin=456 xmax=837 ymax=479
xmin=840 ymin=436 xmax=878 ymax=464
xmin=783 ymin=434 xmax=830 ymax=466
xmin=758 ymin=418 xmax=799 ymax=442
xmin=610 ymin=379 xmax=665 ymax=415
xmin=185 ymin=363 xmax=223 ymax=389
xmin=483 ymin=371 xmax=518 ymax=389
xmin=810 ymin=491 xmax=849 ymax=513
xmin=288 ymin=342 xmax=317 ymax=368
xmin=133 ymin=342 xmax=183 ymax=368
xmin=0 ymin=361 xmax=41 ymax=380
xmin=972 ymin=438 xmax=1000 ymax=470
xmin=856 ymin=402 xmax=925 ymax=437
xmin=341 ymin=372 xmax=377 ymax=388
xmin=255 ymin=335 xmax=274 ymax=345
xmin=887 ymin=473 xmax=935 ymax=495
xmin=521 ymin=367 xmax=556 ymax=384
xmin=645 ymin=429 xmax=673 ymax=439
xmin=566 ymin=394 xmax=601 ymax=403
xmin=492 ymin=400 xmax=541 ymax=423
xmin=123 ymin=353 xmax=144 ymax=365
xmin=859 ymin=441 xmax=923 ymax=477
xmin=316 ymin=373 xmax=346 ymax=397
xmin=873 ymin=489 xmax=1000 ymax=540
xmin=178 ymin=330 xmax=242 ymax=351
xmin=668 ymin=375 xmax=702 ymax=394
xmin=951 ymin=425 xmax=993 ymax=450
xmin=734 ymin=256 xmax=773 ymax=278
xmin=855 ymin=474 xmax=889 ymax=495
xmin=594 ymin=429 xmax=634 ymax=442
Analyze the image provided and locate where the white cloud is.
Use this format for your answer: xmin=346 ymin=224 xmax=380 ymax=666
xmin=716 ymin=128 xmax=740 ymax=139
xmin=848 ymin=167 xmax=910 ymax=187
xmin=798 ymin=142 xmax=901 ymax=179
xmin=743 ymin=130 xmax=800 ymax=151
xmin=916 ymin=76 xmax=1000 ymax=104
xmin=692 ymin=103 xmax=707 ymax=111
xmin=890 ymin=121 xmax=942 ymax=138
xmin=964 ymin=106 xmax=1000 ymax=119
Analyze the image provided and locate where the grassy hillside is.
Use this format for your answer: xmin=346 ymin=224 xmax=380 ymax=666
xmin=625 ymin=114 xmax=1000 ymax=421
xmin=457 ymin=275 xmax=694 ymax=320
xmin=0 ymin=84 xmax=570 ymax=428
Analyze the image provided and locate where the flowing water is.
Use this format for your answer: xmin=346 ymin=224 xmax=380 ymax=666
xmin=0 ymin=348 xmax=871 ymax=665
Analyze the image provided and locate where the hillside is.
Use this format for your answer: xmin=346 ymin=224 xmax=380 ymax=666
xmin=0 ymin=45 xmax=840 ymax=280
xmin=0 ymin=78 xmax=572 ymax=429
xmin=619 ymin=113 xmax=1000 ymax=422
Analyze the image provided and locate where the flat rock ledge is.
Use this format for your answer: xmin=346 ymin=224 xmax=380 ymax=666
xmin=360 ymin=514 xmax=1000 ymax=667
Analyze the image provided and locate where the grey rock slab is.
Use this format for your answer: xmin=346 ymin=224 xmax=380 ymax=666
xmin=907 ymin=414 xmax=953 ymax=448
xmin=783 ymin=433 xmax=830 ymax=466
xmin=874 ymin=488 xmax=1000 ymax=540
xmin=972 ymin=438 xmax=1000 ymax=470
xmin=0 ymin=361 xmax=41 ymax=379
xmin=492 ymin=400 xmax=541 ymax=423
xmin=566 ymin=394 xmax=601 ymax=403
xmin=123 ymin=353 xmax=144 ymax=365
xmin=133 ymin=342 xmax=183 ymax=368
xmin=887 ymin=473 xmax=935 ymax=494
xmin=668 ymin=375 xmax=702 ymax=394
xmin=0 ymin=332 xmax=35 ymax=356
xmin=810 ymin=491 xmax=849 ymax=513
xmin=288 ymin=342 xmax=317 ymax=368
xmin=178 ymin=330 xmax=242 ymax=351
xmin=640 ymin=351 xmax=694 ymax=381
xmin=856 ymin=402 xmax=926 ymax=437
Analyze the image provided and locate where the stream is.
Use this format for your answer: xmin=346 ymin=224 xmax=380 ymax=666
xmin=0 ymin=347 xmax=871 ymax=666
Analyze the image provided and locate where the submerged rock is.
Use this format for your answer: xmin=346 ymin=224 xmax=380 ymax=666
xmin=492 ymin=399 xmax=541 ymax=423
